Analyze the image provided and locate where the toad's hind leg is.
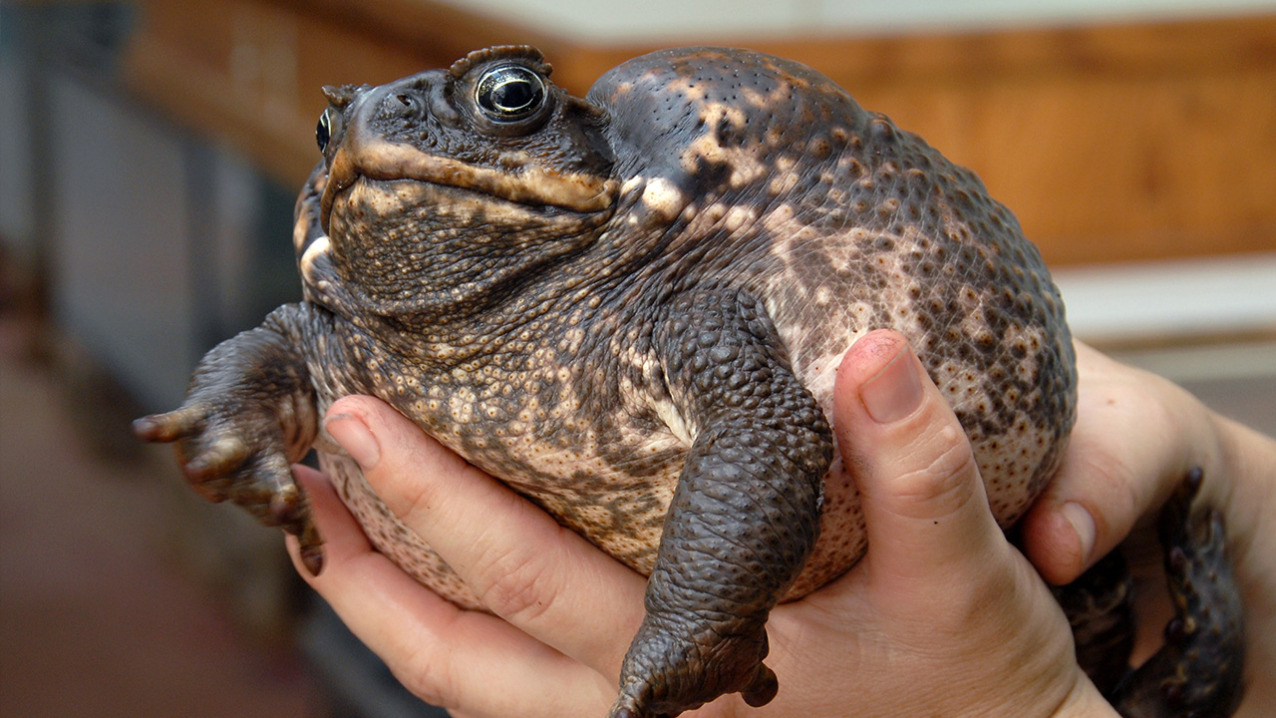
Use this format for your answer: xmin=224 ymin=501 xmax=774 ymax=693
xmin=1109 ymin=468 xmax=1246 ymax=718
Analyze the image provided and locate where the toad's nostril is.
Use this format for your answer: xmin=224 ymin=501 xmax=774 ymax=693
xmin=396 ymin=93 xmax=412 ymax=106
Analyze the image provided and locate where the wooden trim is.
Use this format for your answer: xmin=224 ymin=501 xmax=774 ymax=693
xmin=122 ymin=1 xmax=1276 ymax=265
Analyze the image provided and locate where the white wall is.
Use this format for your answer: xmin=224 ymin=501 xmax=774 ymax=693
xmin=48 ymin=77 xmax=201 ymax=409
xmin=437 ymin=0 xmax=1276 ymax=42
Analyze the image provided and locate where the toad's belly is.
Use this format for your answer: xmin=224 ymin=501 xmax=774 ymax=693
xmin=318 ymin=451 xmax=484 ymax=608
xmin=319 ymin=426 xmax=865 ymax=607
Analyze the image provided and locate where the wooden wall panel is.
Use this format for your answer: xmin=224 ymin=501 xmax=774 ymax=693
xmin=123 ymin=0 xmax=428 ymax=185
xmin=852 ymin=66 xmax=1276 ymax=265
xmin=123 ymin=1 xmax=1276 ymax=266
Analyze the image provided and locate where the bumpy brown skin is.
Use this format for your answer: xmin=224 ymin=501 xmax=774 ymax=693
xmin=135 ymin=46 xmax=1243 ymax=717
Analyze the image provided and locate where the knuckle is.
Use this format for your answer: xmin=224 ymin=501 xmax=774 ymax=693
xmin=380 ymin=464 xmax=442 ymax=526
xmin=924 ymin=424 xmax=978 ymax=482
xmin=391 ymin=644 xmax=458 ymax=709
xmin=1065 ymin=449 xmax=1139 ymax=535
xmin=374 ymin=438 xmax=474 ymax=527
xmin=470 ymin=536 xmax=563 ymax=624
xmin=892 ymin=424 xmax=979 ymax=510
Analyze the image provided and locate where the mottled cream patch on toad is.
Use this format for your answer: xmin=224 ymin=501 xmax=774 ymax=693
xmin=681 ymin=130 xmax=770 ymax=190
xmin=467 ymin=354 xmax=686 ymax=572
xmin=639 ymin=177 xmax=688 ymax=221
xmin=300 ymin=235 xmax=330 ymax=284
xmin=659 ymin=75 xmax=711 ymax=103
xmin=293 ymin=212 xmax=311 ymax=254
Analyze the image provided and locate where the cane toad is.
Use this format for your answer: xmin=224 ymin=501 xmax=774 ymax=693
xmin=136 ymin=46 xmax=1243 ymax=718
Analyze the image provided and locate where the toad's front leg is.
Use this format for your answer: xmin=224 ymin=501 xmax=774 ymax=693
xmin=611 ymin=290 xmax=832 ymax=718
xmin=133 ymin=303 xmax=333 ymax=572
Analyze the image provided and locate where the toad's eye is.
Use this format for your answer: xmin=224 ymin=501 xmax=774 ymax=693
xmin=475 ymin=65 xmax=546 ymax=122
xmin=316 ymin=108 xmax=336 ymax=153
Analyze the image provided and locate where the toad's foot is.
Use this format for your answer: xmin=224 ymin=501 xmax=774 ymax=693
xmin=1111 ymin=468 xmax=1246 ymax=718
xmin=133 ymin=305 xmax=325 ymax=572
xmin=608 ymin=615 xmax=777 ymax=718
xmin=133 ymin=403 xmax=322 ymax=572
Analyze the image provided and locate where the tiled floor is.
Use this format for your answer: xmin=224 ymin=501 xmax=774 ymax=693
xmin=0 ymin=319 xmax=318 ymax=717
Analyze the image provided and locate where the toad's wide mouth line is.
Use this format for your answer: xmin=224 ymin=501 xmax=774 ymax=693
xmin=319 ymin=136 xmax=618 ymax=228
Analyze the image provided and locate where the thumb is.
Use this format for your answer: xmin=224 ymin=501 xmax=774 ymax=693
xmin=833 ymin=330 xmax=1003 ymax=587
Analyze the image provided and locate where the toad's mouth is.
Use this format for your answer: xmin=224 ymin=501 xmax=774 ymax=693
xmin=319 ymin=136 xmax=618 ymax=230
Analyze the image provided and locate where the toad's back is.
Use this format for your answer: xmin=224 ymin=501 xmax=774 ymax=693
xmin=557 ymin=48 xmax=1076 ymax=592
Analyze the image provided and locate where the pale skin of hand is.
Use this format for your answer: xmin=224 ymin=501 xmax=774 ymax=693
xmin=287 ymin=328 xmax=1117 ymax=718
xmin=1020 ymin=342 xmax=1276 ymax=717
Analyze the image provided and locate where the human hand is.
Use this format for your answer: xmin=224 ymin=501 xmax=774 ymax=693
xmin=287 ymin=330 xmax=1113 ymax=717
xmin=1020 ymin=341 xmax=1276 ymax=716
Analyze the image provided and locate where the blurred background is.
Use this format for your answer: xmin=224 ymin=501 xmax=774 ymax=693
xmin=1 ymin=1 xmax=1273 ymax=716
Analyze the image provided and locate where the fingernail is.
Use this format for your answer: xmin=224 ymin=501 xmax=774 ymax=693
xmin=859 ymin=347 xmax=924 ymax=424
xmin=1061 ymin=501 xmax=1096 ymax=563
xmin=324 ymin=413 xmax=380 ymax=469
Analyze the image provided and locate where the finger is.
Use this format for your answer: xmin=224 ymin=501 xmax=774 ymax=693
xmin=321 ymin=395 xmax=646 ymax=678
xmin=287 ymin=466 xmax=613 ymax=717
xmin=1018 ymin=444 xmax=1141 ymax=586
xmin=832 ymin=330 xmax=1005 ymax=592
